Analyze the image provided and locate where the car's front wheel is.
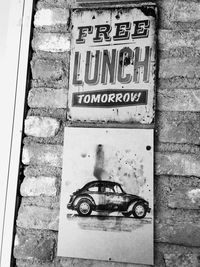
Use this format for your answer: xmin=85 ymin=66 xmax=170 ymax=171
xmin=132 ymin=202 xmax=147 ymax=219
xmin=77 ymin=199 xmax=92 ymax=216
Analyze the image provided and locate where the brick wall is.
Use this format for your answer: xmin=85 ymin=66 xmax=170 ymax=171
xmin=14 ymin=0 xmax=200 ymax=266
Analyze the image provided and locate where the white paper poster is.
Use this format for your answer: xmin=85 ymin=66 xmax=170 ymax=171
xmin=58 ymin=127 xmax=153 ymax=265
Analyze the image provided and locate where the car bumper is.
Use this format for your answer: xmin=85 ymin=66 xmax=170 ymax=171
xmin=147 ymin=207 xmax=151 ymax=213
xmin=67 ymin=203 xmax=74 ymax=210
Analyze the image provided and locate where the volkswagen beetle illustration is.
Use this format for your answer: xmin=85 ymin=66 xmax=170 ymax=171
xmin=67 ymin=180 xmax=151 ymax=218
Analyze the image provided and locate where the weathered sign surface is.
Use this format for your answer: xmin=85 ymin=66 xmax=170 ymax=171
xmin=58 ymin=127 xmax=153 ymax=265
xmin=68 ymin=5 xmax=157 ymax=123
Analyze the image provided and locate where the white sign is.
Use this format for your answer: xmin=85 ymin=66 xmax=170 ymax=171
xmin=58 ymin=127 xmax=153 ymax=265
xmin=68 ymin=6 xmax=157 ymax=123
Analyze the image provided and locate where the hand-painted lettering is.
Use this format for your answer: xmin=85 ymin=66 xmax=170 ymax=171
xmin=101 ymin=49 xmax=117 ymax=85
xmin=113 ymin=22 xmax=131 ymax=41
xmin=93 ymin=24 xmax=112 ymax=42
xmin=75 ymin=20 xmax=150 ymax=43
xmin=85 ymin=50 xmax=101 ymax=85
xmin=72 ymin=46 xmax=151 ymax=86
xmin=72 ymin=90 xmax=147 ymax=107
xmin=76 ymin=26 xmax=93 ymax=44
xmin=132 ymin=20 xmax=150 ymax=39
xmin=118 ymin=47 xmax=133 ymax=84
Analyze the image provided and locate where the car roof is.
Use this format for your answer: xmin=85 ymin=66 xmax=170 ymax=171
xmin=83 ymin=180 xmax=121 ymax=188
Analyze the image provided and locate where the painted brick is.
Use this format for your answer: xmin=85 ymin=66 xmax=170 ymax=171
xmin=157 ymin=0 xmax=175 ymax=29
xmin=159 ymin=77 xmax=200 ymax=90
xmin=14 ymin=228 xmax=56 ymax=261
xmin=17 ymin=206 xmax=59 ymax=231
xmin=154 ymin=250 xmax=165 ymax=267
xmin=172 ymin=1 xmax=200 ymax=23
xmin=157 ymin=89 xmax=200 ymax=112
xmin=25 ymin=116 xmax=60 ymax=137
xmin=36 ymin=1 xmax=200 ymax=29
xmin=168 ymin=187 xmax=200 ymax=210
xmin=164 ymin=253 xmax=199 ymax=267
xmin=16 ymin=260 xmax=55 ymax=267
xmin=22 ymin=144 xmax=63 ymax=167
xmin=56 ymin=259 xmax=151 ymax=267
xmin=155 ymin=176 xmax=200 ymax=212
xmin=34 ymin=8 xmax=69 ymax=27
xmin=156 ymin=244 xmax=200 ymax=267
xmin=31 ymin=76 xmax=68 ymax=89
xmin=155 ymin=207 xmax=200 ymax=248
xmin=21 ymin=196 xmax=60 ymax=209
xmin=159 ymin=30 xmax=200 ymax=50
xmin=159 ymin=58 xmax=200 ymax=78
xmin=158 ymin=0 xmax=200 ymax=30
xmin=31 ymin=58 xmax=65 ymax=80
xmin=24 ymin=164 xmax=62 ymax=178
xmin=155 ymin=152 xmax=200 ymax=177
xmin=15 ymin=244 xmax=200 ymax=267
xmin=32 ymin=32 xmax=70 ymax=52
xmin=157 ymin=112 xmax=200 ymax=145
xmin=23 ymin=133 xmax=64 ymax=147
xmin=156 ymin=222 xmax=200 ymax=247
xmin=20 ymin=176 xmax=57 ymax=197
xmin=27 ymin=107 xmax=67 ymax=120
xmin=28 ymin=88 xmax=67 ymax=109
xmin=16 ymin=258 xmax=151 ymax=267
xmin=37 ymin=0 xmax=75 ymax=9
xmin=156 ymin=143 xmax=200 ymax=155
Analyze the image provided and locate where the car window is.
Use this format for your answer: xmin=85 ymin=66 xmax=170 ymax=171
xmin=114 ymin=185 xmax=123 ymax=193
xmin=88 ymin=185 xmax=99 ymax=192
xmin=101 ymin=185 xmax=114 ymax=193
xmin=105 ymin=186 xmax=114 ymax=193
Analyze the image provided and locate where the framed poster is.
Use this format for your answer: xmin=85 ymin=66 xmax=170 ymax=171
xmin=68 ymin=5 xmax=157 ymax=123
xmin=58 ymin=127 xmax=153 ymax=265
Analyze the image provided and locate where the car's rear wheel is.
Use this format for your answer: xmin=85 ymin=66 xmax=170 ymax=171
xmin=132 ymin=202 xmax=147 ymax=219
xmin=77 ymin=199 xmax=92 ymax=216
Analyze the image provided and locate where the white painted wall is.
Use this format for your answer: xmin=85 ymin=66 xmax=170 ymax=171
xmin=0 ymin=0 xmax=33 ymax=265
xmin=0 ymin=0 xmax=14 ymax=261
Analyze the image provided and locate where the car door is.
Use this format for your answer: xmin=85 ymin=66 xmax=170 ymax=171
xmin=112 ymin=185 xmax=127 ymax=210
xmin=97 ymin=185 xmax=108 ymax=210
xmin=103 ymin=185 xmax=124 ymax=211
xmin=87 ymin=183 xmax=100 ymax=206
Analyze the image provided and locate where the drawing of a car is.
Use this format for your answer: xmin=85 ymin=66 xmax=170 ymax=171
xmin=67 ymin=180 xmax=151 ymax=218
